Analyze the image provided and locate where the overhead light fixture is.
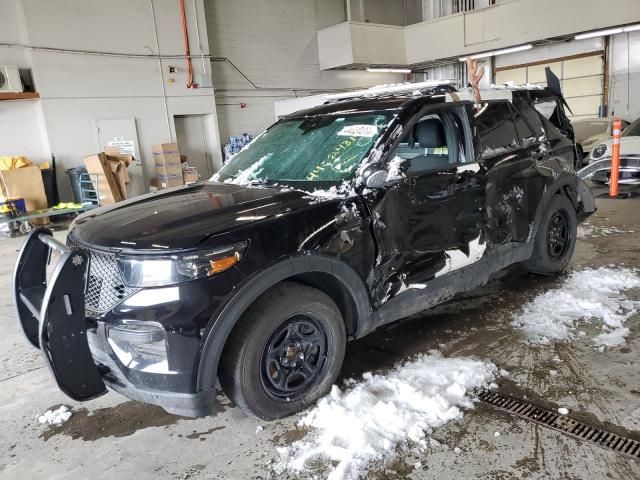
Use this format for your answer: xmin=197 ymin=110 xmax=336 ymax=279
xmin=366 ymin=67 xmax=412 ymax=73
xmin=459 ymin=44 xmax=533 ymax=62
xmin=575 ymin=24 xmax=640 ymax=40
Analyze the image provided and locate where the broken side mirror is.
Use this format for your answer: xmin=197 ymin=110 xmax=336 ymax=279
xmin=363 ymin=157 xmax=409 ymax=189
xmin=365 ymin=169 xmax=389 ymax=189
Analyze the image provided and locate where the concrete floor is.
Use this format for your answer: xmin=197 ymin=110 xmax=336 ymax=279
xmin=1 ymin=189 xmax=640 ymax=480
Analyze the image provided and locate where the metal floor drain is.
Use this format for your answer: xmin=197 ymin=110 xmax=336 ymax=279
xmin=478 ymin=390 xmax=640 ymax=460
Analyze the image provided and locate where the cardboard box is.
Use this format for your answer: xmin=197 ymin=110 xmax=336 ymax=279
xmin=157 ymin=174 xmax=183 ymax=189
xmin=182 ymin=166 xmax=199 ymax=184
xmin=0 ymin=165 xmax=49 ymax=225
xmin=84 ymin=153 xmax=123 ymax=205
xmin=155 ymin=162 xmax=183 ymax=178
xmin=152 ymin=143 xmax=180 ymax=164
xmin=104 ymin=146 xmax=132 ymax=200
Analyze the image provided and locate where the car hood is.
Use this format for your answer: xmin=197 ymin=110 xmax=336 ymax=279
xmin=581 ymin=133 xmax=608 ymax=150
xmin=71 ymin=182 xmax=330 ymax=251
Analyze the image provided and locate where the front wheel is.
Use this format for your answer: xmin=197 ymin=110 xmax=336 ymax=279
xmin=219 ymin=281 xmax=346 ymax=420
xmin=521 ymin=194 xmax=577 ymax=275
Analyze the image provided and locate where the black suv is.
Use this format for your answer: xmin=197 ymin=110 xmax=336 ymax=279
xmin=15 ymin=82 xmax=595 ymax=420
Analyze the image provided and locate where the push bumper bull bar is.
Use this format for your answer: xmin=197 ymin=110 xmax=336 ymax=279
xmin=13 ymin=228 xmax=107 ymax=401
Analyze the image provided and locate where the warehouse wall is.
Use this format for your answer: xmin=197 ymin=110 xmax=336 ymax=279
xmin=610 ymin=31 xmax=640 ymax=121
xmin=204 ymin=0 xmax=400 ymax=144
xmin=405 ymin=0 xmax=640 ymax=64
xmin=495 ymin=31 xmax=640 ymax=121
xmin=0 ymin=0 xmax=50 ymax=163
xmin=0 ymin=0 xmax=223 ymax=200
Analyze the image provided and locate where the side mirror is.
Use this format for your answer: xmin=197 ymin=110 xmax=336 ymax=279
xmin=365 ymin=169 xmax=389 ymax=189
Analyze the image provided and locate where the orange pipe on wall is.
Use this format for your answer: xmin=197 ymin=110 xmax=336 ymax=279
xmin=610 ymin=118 xmax=622 ymax=197
xmin=179 ymin=0 xmax=194 ymax=88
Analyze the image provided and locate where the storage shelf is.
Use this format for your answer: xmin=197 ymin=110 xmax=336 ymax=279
xmin=0 ymin=92 xmax=40 ymax=101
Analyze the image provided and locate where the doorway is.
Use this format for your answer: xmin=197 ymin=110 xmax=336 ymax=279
xmin=95 ymin=117 xmax=146 ymax=197
xmin=174 ymin=115 xmax=216 ymax=180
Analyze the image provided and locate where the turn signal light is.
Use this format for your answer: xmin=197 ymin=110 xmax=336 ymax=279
xmin=209 ymin=252 xmax=240 ymax=275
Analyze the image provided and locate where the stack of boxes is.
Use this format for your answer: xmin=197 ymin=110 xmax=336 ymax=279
xmin=152 ymin=143 xmax=184 ymax=189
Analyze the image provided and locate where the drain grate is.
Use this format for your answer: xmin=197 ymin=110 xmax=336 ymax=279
xmin=478 ymin=390 xmax=640 ymax=460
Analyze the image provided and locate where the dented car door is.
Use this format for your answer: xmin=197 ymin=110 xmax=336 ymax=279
xmin=367 ymin=104 xmax=487 ymax=306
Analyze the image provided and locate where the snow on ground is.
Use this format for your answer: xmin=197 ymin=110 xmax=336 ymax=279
xmin=276 ymin=352 xmax=497 ymax=480
xmin=577 ymin=223 xmax=634 ymax=239
xmin=512 ymin=267 xmax=640 ymax=347
xmin=38 ymin=406 xmax=72 ymax=426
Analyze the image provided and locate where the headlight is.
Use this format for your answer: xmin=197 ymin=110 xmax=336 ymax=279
xmin=591 ymin=144 xmax=608 ymax=159
xmin=117 ymin=241 xmax=247 ymax=287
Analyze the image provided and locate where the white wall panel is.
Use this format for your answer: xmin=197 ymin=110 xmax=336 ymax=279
xmin=205 ymin=0 xmax=398 ymax=142
xmin=610 ymin=31 xmax=640 ymax=120
xmin=316 ymin=0 xmax=638 ymax=67
xmin=0 ymin=0 xmax=221 ymax=200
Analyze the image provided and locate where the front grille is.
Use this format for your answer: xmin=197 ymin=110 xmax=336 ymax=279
xmin=67 ymin=236 xmax=139 ymax=313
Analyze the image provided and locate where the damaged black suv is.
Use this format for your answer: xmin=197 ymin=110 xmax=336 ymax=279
xmin=15 ymin=81 xmax=595 ymax=420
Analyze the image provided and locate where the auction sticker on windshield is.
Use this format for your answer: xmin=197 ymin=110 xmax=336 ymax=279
xmin=337 ymin=125 xmax=378 ymax=138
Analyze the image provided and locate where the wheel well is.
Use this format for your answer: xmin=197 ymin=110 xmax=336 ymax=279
xmin=288 ymin=272 xmax=358 ymax=339
xmin=216 ymin=273 xmax=360 ymax=378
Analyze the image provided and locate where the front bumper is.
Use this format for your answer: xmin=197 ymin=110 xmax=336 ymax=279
xmin=578 ymin=156 xmax=640 ymax=185
xmin=13 ymin=228 xmax=215 ymax=417
xmin=88 ymin=323 xmax=215 ymax=416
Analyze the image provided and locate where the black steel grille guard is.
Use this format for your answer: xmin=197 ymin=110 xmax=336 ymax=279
xmin=13 ymin=227 xmax=107 ymax=401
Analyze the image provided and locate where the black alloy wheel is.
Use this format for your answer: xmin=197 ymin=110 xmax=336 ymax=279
xmin=261 ymin=315 xmax=330 ymax=401
xmin=219 ymin=281 xmax=346 ymax=420
xmin=521 ymin=194 xmax=577 ymax=275
xmin=546 ymin=211 xmax=571 ymax=260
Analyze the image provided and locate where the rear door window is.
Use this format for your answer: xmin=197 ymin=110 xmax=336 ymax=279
xmin=511 ymin=102 xmax=544 ymax=144
xmin=533 ymin=100 xmax=564 ymax=140
xmin=474 ymin=101 xmax=519 ymax=158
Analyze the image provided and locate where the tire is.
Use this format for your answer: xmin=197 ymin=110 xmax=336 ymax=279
xmin=522 ymin=194 xmax=577 ymax=275
xmin=19 ymin=222 xmax=32 ymax=234
xmin=219 ymin=281 xmax=346 ymax=420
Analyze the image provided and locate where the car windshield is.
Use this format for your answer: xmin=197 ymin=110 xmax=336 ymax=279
xmin=622 ymin=117 xmax=640 ymax=137
xmin=215 ymin=111 xmax=396 ymax=186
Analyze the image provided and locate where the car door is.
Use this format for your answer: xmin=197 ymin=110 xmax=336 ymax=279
xmin=473 ymin=100 xmax=548 ymax=245
xmin=366 ymin=103 xmax=487 ymax=306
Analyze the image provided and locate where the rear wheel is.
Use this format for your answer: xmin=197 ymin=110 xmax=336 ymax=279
xmin=522 ymin=194 xmax=577 ymax=275
xmin=219 ymin=281 xmax=346 ymax=420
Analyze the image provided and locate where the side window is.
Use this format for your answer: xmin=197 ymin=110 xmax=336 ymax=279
xmin=515 ymin=102 xmax=545 ymax=137
xmin=475 ymin=102 xmax=519 ymax=158
xmin=511 ymin=105 xmax=542 ymax=144
xmin=389 ymin=107 xmax=470 ymax=173
xmin=533 ymin=101 xmax=564 ymax=140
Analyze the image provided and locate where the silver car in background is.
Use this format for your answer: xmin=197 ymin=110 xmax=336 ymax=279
xmin=572 ymin=117 xmax=630 ymax=163
xmin=578 ymin=116 xmax=640 ymax=186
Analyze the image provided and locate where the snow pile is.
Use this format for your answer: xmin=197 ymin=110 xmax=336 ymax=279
xmin=577 ymin=224 xmax=633 ymax=239
xmin=276 ymin=352 xmax=497 ymax=480
xmin=512 ymin=267 xmax=640 ymax=347
xmin=38 ymin=406 xmax=72 ymax=426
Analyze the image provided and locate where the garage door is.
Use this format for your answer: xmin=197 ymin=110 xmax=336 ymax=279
xmin=495 ymin=53 xmax=604 ymax=120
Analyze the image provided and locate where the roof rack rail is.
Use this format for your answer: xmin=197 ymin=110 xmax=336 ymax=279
xmin=325 ymin=80 xmax=459 ymax=103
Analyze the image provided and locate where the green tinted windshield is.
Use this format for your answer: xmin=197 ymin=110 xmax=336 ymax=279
xmin=216 ymin=111 xmax=395 ymax=184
